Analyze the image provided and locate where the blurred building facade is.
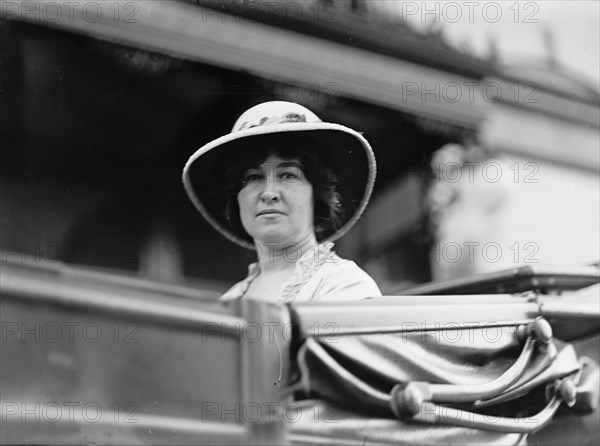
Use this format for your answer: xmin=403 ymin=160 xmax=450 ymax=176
xmin=1 ymin=0 xmax=598 ymax=294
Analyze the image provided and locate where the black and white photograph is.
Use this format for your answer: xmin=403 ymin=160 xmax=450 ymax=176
xmin=1 ymin=0 xmax=599 ymax=444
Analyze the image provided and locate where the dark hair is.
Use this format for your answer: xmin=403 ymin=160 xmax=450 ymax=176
xmin=221 ymin=135 xmax=345 ymax=244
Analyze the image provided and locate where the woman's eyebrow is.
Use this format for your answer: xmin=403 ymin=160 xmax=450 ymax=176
xmin=276 ymin=161 xmax=303 ymax=169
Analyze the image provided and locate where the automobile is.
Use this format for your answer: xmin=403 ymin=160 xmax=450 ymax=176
xmin=1 ymin=258 xmax=598 ymax=445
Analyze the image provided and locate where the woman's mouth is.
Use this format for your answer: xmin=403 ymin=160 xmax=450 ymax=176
xmin=257 ymin=209 xmax=285 ymax=216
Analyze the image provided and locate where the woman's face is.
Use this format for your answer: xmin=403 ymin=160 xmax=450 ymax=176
xmin=238 ymin=154 xmax=314 ymax=246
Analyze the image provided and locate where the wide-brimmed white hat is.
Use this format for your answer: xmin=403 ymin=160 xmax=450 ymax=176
xmin=182 ymin=101 xmax=376 ymax=249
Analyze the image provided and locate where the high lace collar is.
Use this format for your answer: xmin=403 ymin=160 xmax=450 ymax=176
xmin=247 ymin=241 xmax=337 ymax=277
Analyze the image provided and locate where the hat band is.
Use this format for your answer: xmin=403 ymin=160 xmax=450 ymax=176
xmin=236 ymin=111 xmax=319 ymax=131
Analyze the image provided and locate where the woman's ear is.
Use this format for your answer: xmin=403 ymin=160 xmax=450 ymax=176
xmin=225 ymin=199 xmax=236 ymax=227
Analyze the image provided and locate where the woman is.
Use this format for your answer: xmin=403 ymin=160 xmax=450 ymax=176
xmin=183 ymin=101 xmax=381 ymax=302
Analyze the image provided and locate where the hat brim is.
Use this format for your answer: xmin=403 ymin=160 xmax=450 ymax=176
xmin=183 ymin=123 xmax=376 ymax=250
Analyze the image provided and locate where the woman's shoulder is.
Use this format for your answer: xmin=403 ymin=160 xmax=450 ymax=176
xmin=321 ymin=256 xmax=380 ymax=285
xmin=219 ymin=262 xmax=260 ymax=301
xmin=312 ymin=254 xmax=382 ymax=300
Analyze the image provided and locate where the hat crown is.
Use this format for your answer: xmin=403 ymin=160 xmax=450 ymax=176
xmin=232 ymin=101 xmax=322 ymax=132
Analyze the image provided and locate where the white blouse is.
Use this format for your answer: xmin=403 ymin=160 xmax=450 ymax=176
xmin=220 ymin=243 xmax=382 ymax=303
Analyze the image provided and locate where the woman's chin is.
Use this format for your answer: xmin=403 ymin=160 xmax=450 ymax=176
xmin=252 ymin=230 xmax=290 ymax=245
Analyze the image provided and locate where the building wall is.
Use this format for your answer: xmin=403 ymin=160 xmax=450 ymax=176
xmin=431 ymin=148 xmax=599 ymax=280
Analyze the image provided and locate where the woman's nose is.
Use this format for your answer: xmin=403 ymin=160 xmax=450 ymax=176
xmin=260 ymin=190 xmax=280 ymax=203
xmin=260 ymin=182 xmax=281 ymax=203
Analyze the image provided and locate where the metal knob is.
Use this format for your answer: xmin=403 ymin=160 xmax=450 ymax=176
xmin=390 ymin=383 xmax=424 ymax=418
xmin=533 ymin=317 xmax=553 ymax=344
xmin=559 ymin=379 xmax=577 ymax=407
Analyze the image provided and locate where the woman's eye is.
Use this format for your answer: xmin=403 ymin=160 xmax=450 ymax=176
xmin=242 ymin=173 xmax=263 ymax=184
xmin=279 ymin=172 xmax=299 ymax=181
